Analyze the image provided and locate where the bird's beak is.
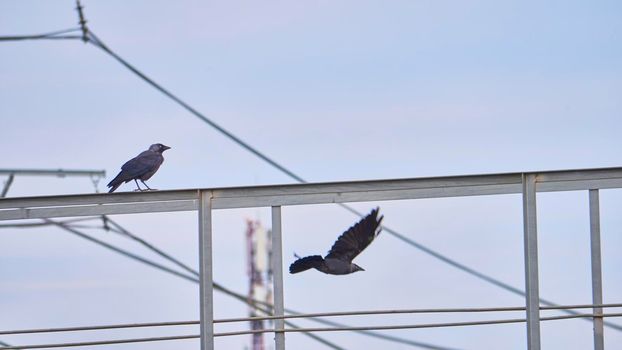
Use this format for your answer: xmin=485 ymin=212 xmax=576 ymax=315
xmin=162 ymin=145 xmax=171 ymax=151
xmin=359 ymin=267 xmax=365 ymax=271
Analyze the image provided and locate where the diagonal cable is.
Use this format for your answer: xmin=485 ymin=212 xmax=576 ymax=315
xmin=3 ymin=5 xmax=617 ymax=339
xmin=86 ymin=31 xmax=304 ymax=184
xmin=103 ymin=217 xmax=460 ymax=350
xmin=44 ymin=218 xmax=345 ymax=350
xmin=83 ymin=29 xmax=622 ymax=333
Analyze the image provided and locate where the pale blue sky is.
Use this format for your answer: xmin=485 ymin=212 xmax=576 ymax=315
xmin=1 ymin=1 xmax=621 ymax=349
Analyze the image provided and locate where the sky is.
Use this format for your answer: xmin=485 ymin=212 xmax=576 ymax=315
xmin=1 ymin=0 xmax=622 ymax=349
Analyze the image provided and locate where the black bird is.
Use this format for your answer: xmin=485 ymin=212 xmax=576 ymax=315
xmin=107 ymin=143 xmax=171 ymax=193
xmin=289 ymin=208 xmax=383 ymax=275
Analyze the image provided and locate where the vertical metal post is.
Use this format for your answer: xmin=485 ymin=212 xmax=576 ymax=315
xmin=271 ymin=206 xmax=286 ymax=350
xmin=589 ymin=189 xmax=605 ymax=350
xmin=522 ymin=173 xmax=541 ymax=350
xmin=198 ymin=190 xmax=214 ymax=350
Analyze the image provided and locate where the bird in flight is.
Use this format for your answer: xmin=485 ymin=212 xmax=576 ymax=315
xmin=289 ymin=207 xmax=383 ymax=275
xmin=107 ymin=143 xmax=171 ymax=193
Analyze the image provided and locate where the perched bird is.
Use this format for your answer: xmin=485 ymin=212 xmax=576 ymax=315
xmin=107 ymin=143 xmax=171 ymax=193
xmin=289 ymin=207 xmax=383 ymax=275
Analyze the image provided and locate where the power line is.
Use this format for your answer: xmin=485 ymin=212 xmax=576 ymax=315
xmin=3 ymin=7 xmax=618 ymax=338
xmin=81 ymin=28 xmax=622 ymax=334
xmin=101 ymin=217 xmax=456 ymax=350
xmin=63 ymin=216 xmax=457 ymax=350
xmin=86 ymin=32 xmax=306 ymax=184
xmin=3 ymin=303 xmax=621 ymax=336
xmin=46 ymin=219 xmax=345 ymax=350
xmin=47 ymin=219 xmax=201 ymax=284
xmin=105 ymin=218 xmax=198 ymax=278
xmin=216 ymin=303 xmax=622 ymax=323
xmin=217 ymin=312 xmax=622 ymax=337
xmin=2 ymin=211 xmax=451 ymax=348
xmin=2 ymin=313 xmax=621 ymax=350
xmin=2 ymin=5 xmax=619 ymax=344
xmin=0 ymin=6 xmax=618 ymax=336
xmin=6 ymin=15 xmax=612 ymax=335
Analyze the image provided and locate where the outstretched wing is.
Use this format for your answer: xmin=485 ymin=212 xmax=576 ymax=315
xmin=325 ymin=207 xmax=383 ymax=263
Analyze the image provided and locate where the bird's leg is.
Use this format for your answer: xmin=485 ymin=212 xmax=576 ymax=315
xmin=133 ymin=179 xmax=144 ymax=192
xmin=140 ymin=180 xmax=154 ymax=191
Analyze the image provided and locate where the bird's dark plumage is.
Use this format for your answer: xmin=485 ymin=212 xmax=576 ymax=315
xmin=289 ymin=207 xmax=383 ymax=275
xmin=107 ymin=143 xmax=171 ymax=193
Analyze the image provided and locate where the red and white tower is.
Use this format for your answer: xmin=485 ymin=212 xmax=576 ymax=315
xmin=245 ymin=219 xmax=273 ymax=350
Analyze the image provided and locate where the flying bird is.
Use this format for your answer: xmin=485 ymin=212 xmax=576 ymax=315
xmin=107 ymin=143 xmax=171 ymax=193
xmin=289 ymin=207 xmax=383 ymax=275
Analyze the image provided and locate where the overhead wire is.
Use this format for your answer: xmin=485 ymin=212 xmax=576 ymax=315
xmin=217 ymin=312 xmax=622 ymax=337
xmin=3 ymin=218 xmax=451 ymax=348
xmin=0 ymin=5 xmax=618 ymax=334
xmin=3 ymin=16 xmax=612 ymax=337
xmin=45 ymin=219 xmax=344 ymax=350
xmin=2 ymin=5 xmax=617 ymax=339
xmin=339 ymin=205 xmax=622 ymax=333
xmin=81 ymin=29 xmax=622 ymax=333
xmin=98 ymin=217 xmax=459 ymax=350
xmin=1 ymin=313 xmax=621 ymax=350
xmin=3 ymin=303 xmax=621 ymax=336
xmin=1 ymin=4 xmax=619 ymax=346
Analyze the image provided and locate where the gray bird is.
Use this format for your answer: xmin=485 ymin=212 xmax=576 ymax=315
xmin=107 ymin=143 xmax=171 ymax=193
xmin=289 ymin=207 xmax=383 ymax=275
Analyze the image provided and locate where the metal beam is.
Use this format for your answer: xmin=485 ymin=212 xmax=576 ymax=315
xmin=589 ymin=189 xmax=605 ymax=350
xmin=271 ymin=206 xmax=286 ymax=350
xmin=198 ymin=190 xmax=214 ymax=350
xmin=2 ymin=167 xmax=622 ymax=221
xmin=522 ymin=174 xmax=541 ymax=350
xmin=0 ymin=169 xmax=105 ymax=177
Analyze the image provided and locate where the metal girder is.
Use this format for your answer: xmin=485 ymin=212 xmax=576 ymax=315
xmin=0 ymin=169 xmax=105 ymax=177
xmin=2 ymin=167 xmax=622 ymax=221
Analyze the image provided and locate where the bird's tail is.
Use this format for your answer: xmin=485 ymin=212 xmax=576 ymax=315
xmin=107 ymin=173 xmax=126 ymax=193
xmin=289 ymin=255 xmax=324 ymax=274
xmin=107 ymin=182 xmax=122 ymax=193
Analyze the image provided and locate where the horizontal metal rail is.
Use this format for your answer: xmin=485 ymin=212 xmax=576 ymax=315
xmin=1 ymin=313 xmax=621 ymax=350
xmin=0 ymin=169 xmax=105 ymax=177
xmin=2 ymin=167 xmax=622 ymax=220
xmin=3 ymin=303 xmax=621 ymax=336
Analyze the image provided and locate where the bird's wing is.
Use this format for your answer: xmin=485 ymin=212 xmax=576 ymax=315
xmin=119 ymin=151 xmax=161 ymax=179
xmin=325 ymin=207 xmax=383 ymax=262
